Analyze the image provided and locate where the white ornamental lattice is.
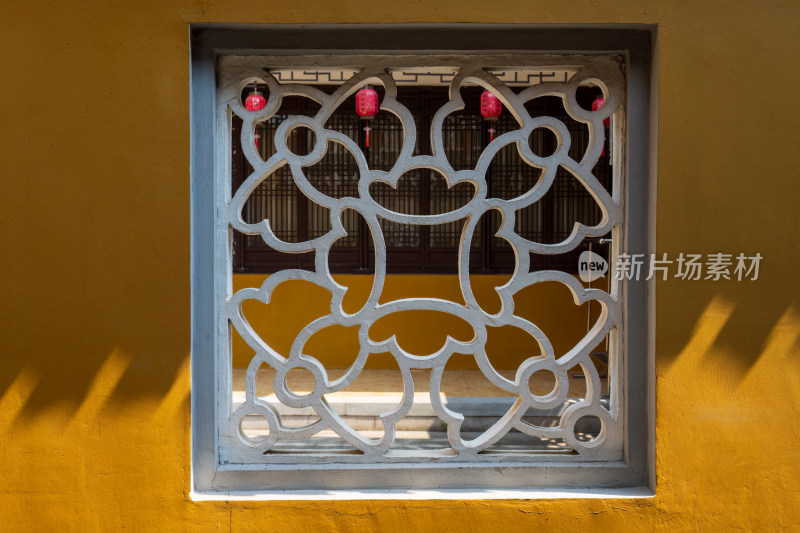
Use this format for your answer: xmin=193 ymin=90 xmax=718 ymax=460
xmin=216 ymin=56 xmax=625 ymax=463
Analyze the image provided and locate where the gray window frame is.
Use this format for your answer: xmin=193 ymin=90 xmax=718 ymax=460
xmin=190 ymin=24 xmax=654 ymax=498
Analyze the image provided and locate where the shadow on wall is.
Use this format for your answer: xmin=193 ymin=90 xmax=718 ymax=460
xmin=1 ymin=267 xmax=799 ymax=435
xmin=659 ymin=279 xmax=800 ymax=379
xmin=0 ymin=260 xmax=192 ymax=431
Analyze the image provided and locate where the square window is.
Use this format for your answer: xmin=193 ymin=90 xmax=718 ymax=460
xmin=191 ymin=26 xmax=653 ymax=496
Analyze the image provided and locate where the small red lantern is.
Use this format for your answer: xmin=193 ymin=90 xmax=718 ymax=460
xmin=592 ymin=96 xmax=609 ymax=156
xmin=245 ymin=90 xmax=267 ymax=112
xmin=591 ymin=96 xmax=609 ymax=126
xmin=480 ymin=91 xmax=502 ymax=141
xmin=244 ymin=84 xmax=267 ymax=150
xmin=356 ymin=85 xmax=379 ymax=148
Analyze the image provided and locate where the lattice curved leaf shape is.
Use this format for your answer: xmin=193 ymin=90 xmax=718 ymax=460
xmin=219 ymin=58 xmax=624 ymax=462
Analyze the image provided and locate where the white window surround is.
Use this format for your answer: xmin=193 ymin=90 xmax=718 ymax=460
xmin=190 ymin=25 xmax=655 ymax=499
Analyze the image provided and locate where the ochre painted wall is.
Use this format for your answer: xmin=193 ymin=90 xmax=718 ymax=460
xmin=2 ymin=1 xmax=800 ymax=530
xmin=233 ymin=274 xmax=605 ymax=369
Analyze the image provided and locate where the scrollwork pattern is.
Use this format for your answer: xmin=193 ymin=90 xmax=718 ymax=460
xmin=217 ymin=57 xmax=625 ymax=461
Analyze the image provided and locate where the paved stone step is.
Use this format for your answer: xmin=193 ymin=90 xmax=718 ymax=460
xmin=238 ymin=430 xmax=596 ymax=454
xmin=237 ymin=395 xmax=609 ymax=432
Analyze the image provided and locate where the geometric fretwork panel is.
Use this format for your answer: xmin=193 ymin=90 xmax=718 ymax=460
xmin=216 ymin=56 xmax=625 ymax=464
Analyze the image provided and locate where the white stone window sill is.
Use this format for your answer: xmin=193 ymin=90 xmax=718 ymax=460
xmin=191 ymin=486 xmax=653 ymax=501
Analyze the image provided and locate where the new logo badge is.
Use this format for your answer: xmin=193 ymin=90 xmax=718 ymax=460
xmin=578 ymin=251 xmax=608 ymax=282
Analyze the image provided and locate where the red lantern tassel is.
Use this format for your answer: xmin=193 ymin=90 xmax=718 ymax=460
xmin=365 ymin=121 xmax=371 ymax=148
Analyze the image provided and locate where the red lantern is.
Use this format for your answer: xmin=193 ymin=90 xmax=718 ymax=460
xmin=592 ymin=96 xmax=609 ymax=156
xmin=356 ymin=85 xmax=379 ymax=148
xmin=591 ymin=96 xmax=610 ymax=126
xmin=244 ymin=85 xmax=267 ymax=151
xmin=245 ymin=90 xmax=267 ymax=112
xmin=480 ymin=91 xmax=502 ymax=141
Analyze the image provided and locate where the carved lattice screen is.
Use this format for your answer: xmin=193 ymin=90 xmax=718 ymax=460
xmin=216 ymin=56 xmax=625 ymax=465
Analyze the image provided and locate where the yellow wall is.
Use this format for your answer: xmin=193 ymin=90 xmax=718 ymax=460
xmin=2 ymin=1 xmax=800 ymax=530
xmin=233 ymin=274 xmax=605 ymax=369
